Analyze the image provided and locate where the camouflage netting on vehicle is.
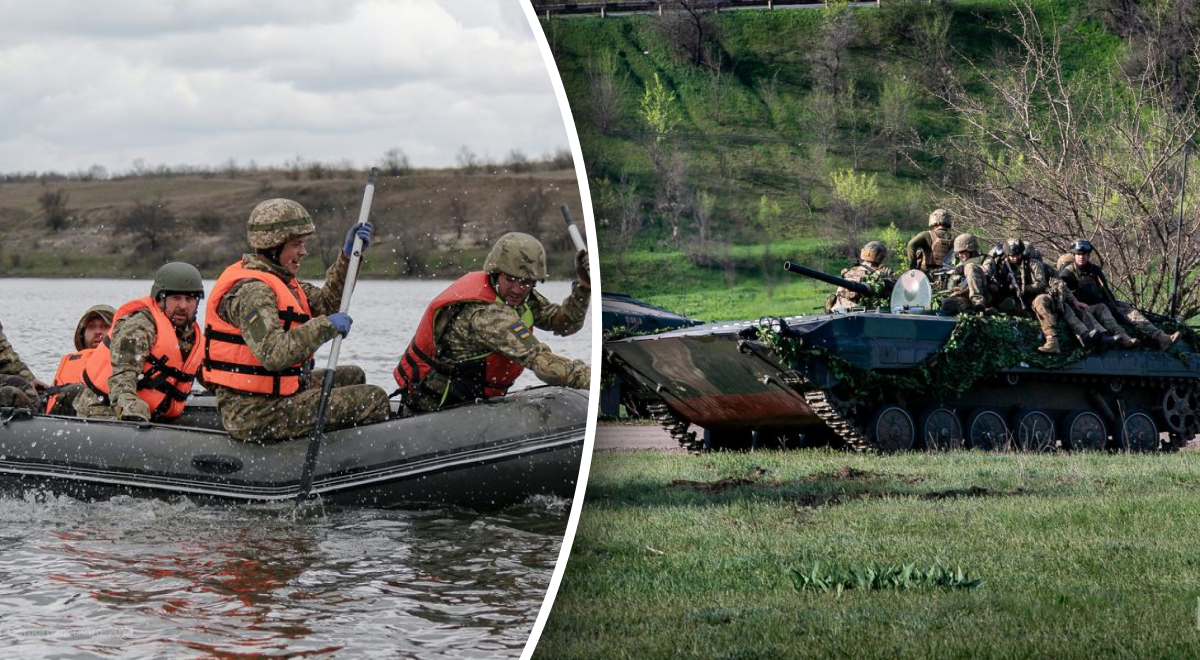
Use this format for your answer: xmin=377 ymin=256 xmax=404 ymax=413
xmin=757 ymin=313 xmax=1093 ymax=402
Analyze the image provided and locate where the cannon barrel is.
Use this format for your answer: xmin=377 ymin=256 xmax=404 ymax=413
xmin=783 ymin=261 xmax=874 ymax=297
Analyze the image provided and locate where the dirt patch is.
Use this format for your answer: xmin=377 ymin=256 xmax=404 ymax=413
xmin=803 ymin=465 xmax=925 ymax=484
xmin=669 ymin=468 xmax=779 ymax=492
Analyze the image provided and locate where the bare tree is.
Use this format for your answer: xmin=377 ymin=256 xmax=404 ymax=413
xmin=118 ymin=197 xmax=179 ymax=261
xmin=595 ymin=175 xmax=641 ymax=272
xmin=586 ymin=50 xmax=625 ymax=134
xmin=805 ymin=1 xmax=858 ymax=95
xmin=933 ymin=0 xmax=1200 ymax=316
xmin=380 ymin=147 xmax=412 ymax=176
xmin=38 ymin=187 xmax=70 ymax=232
xmin=504 ymin=184 xmax=550 ymax=235
xmin=456 ymin=146 xmax=481 ymax=174
xmin=877 ymin=72 xmax=920 ymax=174
xmin=450 ymin=195 xmax=470 ymax=243
xmin=654 ymin=0 xmax=721 ymax=68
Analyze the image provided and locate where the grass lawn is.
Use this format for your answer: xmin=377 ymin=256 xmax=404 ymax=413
xmin=537 ymin=449 xmax=1200 ymax=658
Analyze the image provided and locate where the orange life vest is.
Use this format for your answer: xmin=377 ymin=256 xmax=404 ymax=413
xmin=202 ymin=261 xmax=313 ymax=396
xmin=44 ymin=348 xmax=95 ymax=413
xmin=81 ymin=297 xmax=204 ymax=420
xmin=393 ymin=271 xmax=529 ymax=404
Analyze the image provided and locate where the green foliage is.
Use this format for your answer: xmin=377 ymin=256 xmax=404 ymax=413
xmin=881 ymin=221 xmax=906 ymax=272
xmin=829 ymin=168 xmax=879 ymax=210
xmin=639 ymin=72 xmax=679 ymax=142
xmin=755 ymin=194 xmax=782 ymax=233
xmin=790 ymin=560 xmax=983 ymax=594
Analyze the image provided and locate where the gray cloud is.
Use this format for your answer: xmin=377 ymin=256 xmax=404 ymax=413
xmin=0 ymin=0 xmax=569 ymax=174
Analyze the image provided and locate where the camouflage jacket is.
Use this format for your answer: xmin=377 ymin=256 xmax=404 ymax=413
xmin=0 ymin=321 xmax=36 ymax=381
xmin=75 ymin=309 xmax=197 ymax=418
xmin=832 ymin=263 xmax=894 ymax=310
xmin=430 ymin=282 xmax=590 ymax=390
xmin=214 ymin=254 xmax=347 ymax=374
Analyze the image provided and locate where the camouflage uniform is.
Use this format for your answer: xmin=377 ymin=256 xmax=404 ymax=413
xmin=0 ymin=321 xmax=38 ymax=408
xmin=409 ymin=282 xmax=591 ymax=413
xmin=1059 ymin=259 xmax=1177 ymax=349
xmin=74 ymin=310 xmax=197 ymax=420
xmin=212 ymin=254 xmax=390 ymax=442
xmin=939 ymin=256 xmax=988 ymax=313
xmin=832 ymin=263 xmax=895 ymax=310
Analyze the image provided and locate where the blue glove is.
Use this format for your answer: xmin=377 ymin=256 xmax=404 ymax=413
xmin=328 ymin=312 xmax=353 ymax=338
xmin=343 ymin=221 xmax=374 ymax=256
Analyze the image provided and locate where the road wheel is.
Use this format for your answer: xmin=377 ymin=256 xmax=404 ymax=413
xmin=1062 ymin=410 xmax=1107 ymax=452
xmin=965 ymin=408 xmax=1010 ymax=451
xmin=1118 ymin=410 xmax=1159 ymax=453
xmin=1013 ymin=409 xmax=1056 ymax=452
xmin=867 ymin=405 xmax=916 ymax=452
xmin=917 ymin=407 xmax=964 ymax=451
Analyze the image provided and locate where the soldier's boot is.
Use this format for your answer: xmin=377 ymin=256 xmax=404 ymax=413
xmin=1078 ymin=329 xmax=1114 ymax=352
xmin=1038 ymin=321 xmax=1061 ymax=354
xmin=1155 ymin=330 xmax=1183 ymax=350
xmin=1113 ymin=332 xmax=1138 ymax=349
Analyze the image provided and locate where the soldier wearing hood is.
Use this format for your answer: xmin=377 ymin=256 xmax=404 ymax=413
xmin=44 ymin=304 xmax=116 ymax=415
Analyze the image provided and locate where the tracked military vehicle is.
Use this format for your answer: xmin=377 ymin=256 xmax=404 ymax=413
xmin=604 ymin=265 xmax=1199 ymax=453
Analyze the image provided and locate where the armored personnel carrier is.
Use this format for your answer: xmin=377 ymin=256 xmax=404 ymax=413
xmin=604 ymin=265 xmax=1199 ymax=453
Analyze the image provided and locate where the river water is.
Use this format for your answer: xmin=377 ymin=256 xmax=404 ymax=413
xmin=0 ymin=277 xmax=592 ymax=658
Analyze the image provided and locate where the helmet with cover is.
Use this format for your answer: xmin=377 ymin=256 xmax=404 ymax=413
xmin=151 ymin=262 xmax=205 ymax=301
xmin=484 ymin=232 xmax=548 ymax=281
xmin=859 ymin=240 xmax=888 ymax=264
xmin=928 ymin=208 xmax=953 ymax=229
xmin=1003 ymin=238 xmax=1026 ymax=257
xmin=953 ymin=233 xmax=978 ymax=254
xmin=247 ymin=199 xmax=316 ymax=250
xmin=1071 ymin=239 xmax=1094 ymax=255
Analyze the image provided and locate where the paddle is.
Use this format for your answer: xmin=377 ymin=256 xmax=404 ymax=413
xmin=295 ymin=167 xmax=377 ymax=504
xmin=560 ymin=204 xmax=587 ymax=251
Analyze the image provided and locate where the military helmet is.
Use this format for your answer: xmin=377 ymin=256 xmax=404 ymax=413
xmin=247 ymin=198 xmax=315 ymax=250
xmin=484 ymin=232 xmax=547 ymax=281
xmin=989 ymin=243 xmax=1005 ymax=258
xmin=1071 ymin=239 xmax=1093 ymax=254
xmin=953 ymin=233 xmax=978 ymax=254
xmin=1003 ymin=238 xmax=1026 ymax=257
xmin=928 ymin=208 xmax=952 ymax=228
xmin=859 ymin=241 xmax=888 ymax=264
xmin=151 ymin=262 xmax=205 ymax=300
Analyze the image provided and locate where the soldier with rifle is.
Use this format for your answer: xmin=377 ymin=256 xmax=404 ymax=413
xmin=1059 ymin=239 xmax=1181 ymax=350
xmin=982 ymin=238 xmax=1066 ymax=353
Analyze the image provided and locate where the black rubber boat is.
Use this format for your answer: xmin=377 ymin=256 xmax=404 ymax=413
xmin=0 ymin=386 xmax=585 ymax=509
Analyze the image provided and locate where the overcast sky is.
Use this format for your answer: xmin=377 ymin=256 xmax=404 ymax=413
xmin=0 ymin=0 xmax=570 ymax=175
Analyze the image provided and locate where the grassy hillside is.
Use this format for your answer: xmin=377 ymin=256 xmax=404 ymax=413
xmin=0 ymin=167 xmax=583 ymax=280
xmin=546 ymin=0 xmax=1128 ymax=320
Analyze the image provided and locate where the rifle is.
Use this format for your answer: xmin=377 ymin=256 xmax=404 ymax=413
xmin=1003 ymin=259 xmax=1026 ymax=311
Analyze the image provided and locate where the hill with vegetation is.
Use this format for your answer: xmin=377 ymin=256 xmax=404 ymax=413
xmin=543 ymin=0 xmax=1200 ymax=321
xmin=0 ymin=158 xmax=582 ymax=281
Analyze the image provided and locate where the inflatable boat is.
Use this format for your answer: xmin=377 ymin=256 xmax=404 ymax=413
xmin=0 ymin=386 xmax=586 ymax=509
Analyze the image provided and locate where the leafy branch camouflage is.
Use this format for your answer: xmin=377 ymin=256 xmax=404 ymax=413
xmin=757 ymin=313 xmax=1094 ymax=402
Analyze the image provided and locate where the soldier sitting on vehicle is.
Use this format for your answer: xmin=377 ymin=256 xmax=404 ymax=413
xmin=394 ymin=232 xmax=591 ymax=415
xmin=939 ymin=233 xmax=989 ymax=314
xmin=906 ymin=208 xmax=955 ymax=272
xmin=984 ymin=238 xmax=1066 ymax=353
xmin=827 ymin=241 xmax=895 ymax=312
xmin=1059 ymin=239 xmax=1180 ymax=351
xmin=44 ymin=304 xmax=115 ymax=415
